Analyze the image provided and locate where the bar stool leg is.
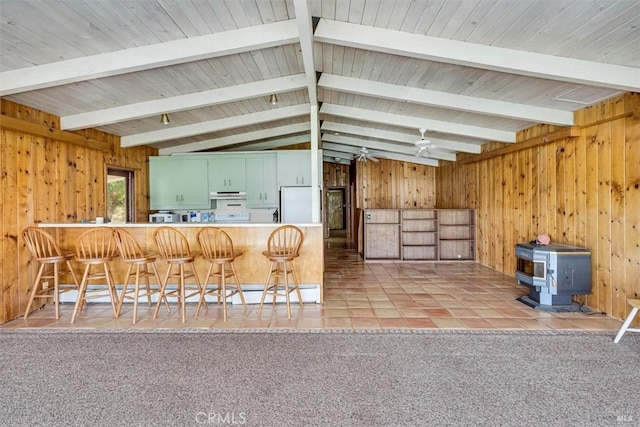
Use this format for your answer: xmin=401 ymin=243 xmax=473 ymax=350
xmin=24 ymin=264 xmax=47 ymax=320
xmin=230 ymin=262 xmax=246 ymax=307
xmin=221 ymin=264 xmax=228 ymax=322
xmin=116 ymin=264 xmax=134 ymax=318
xmin=282 ymin=263 xmax=291 ymax=319
xmin=258 ymin=263 xmax=276 ymax=316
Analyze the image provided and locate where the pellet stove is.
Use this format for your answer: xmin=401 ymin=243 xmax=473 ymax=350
xmin=515 ymin=242 xmax=591 ymax=310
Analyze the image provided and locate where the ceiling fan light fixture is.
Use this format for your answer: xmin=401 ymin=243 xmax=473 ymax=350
xmin=160 ymin=113 xmax=170 ymax=125
xmin=414 ymin=128 xmax=434 ymax=157
xmin=269 ymin=94 xmax=278 ymax=106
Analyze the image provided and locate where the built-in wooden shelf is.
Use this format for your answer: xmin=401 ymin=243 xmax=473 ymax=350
xmin=364 ymin=209 xmax=476 ymax=261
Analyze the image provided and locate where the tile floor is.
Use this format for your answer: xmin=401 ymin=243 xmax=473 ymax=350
xmin=1 ymin=238 xmax=623 ymax=332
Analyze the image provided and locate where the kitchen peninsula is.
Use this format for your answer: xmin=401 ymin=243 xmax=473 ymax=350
xmin=39 ymin=222 xmax=323 ymax=304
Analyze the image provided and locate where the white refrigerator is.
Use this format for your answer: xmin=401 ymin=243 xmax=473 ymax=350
xmin=280 ymin=186 xmax=317 ymax=223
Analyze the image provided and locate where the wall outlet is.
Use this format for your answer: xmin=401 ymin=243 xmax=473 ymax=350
xmin=42 ymin=281 xmax=49 ymax=289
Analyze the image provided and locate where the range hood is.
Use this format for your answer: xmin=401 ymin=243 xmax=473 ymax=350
xmin=210 ymin=191 xmax=247 ymax=200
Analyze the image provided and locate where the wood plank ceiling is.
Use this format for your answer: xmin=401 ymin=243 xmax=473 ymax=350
xmin=1 ymin=0 xmax=639 ymax=167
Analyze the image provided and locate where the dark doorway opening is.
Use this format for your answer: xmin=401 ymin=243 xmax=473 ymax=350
xmin=328 ymin=187 xmax=347 ymax=238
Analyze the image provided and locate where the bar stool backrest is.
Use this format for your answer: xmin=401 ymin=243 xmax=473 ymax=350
xmin=153 ymin=226 xmax=193 ymax=261
xmin=266 ymin=225 xmax=304 ymax=258
xmin=197 ymin=227 xmax=235 ymax=260
xmin=113 ymin=228 xmax=147 ymax=261
xmin=75 ymin=228 xmax=119 ymax=261
xmin=22 ymin=227 xmax=65 ymax=261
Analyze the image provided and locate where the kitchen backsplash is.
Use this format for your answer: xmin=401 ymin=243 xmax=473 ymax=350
xmin=172 ymin=200 xmax=276 ymax=223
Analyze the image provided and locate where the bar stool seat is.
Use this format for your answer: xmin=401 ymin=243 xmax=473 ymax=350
xmin=152 ymin=226 xmax=204 ymax=323
xmin=258 ymin=225 xmax=304 ymax=319
xmin=196 ymin=227 xmax=246 ymax=322
xmin=614 ymin=299 xmax=640 ymax=343
xmin=112 ymin=228 xmax=169 ymax=324
xmin=71 ymin=228 xmax=121 ymax=323
xmin=22 ymin=227 xmax=80 ymax=320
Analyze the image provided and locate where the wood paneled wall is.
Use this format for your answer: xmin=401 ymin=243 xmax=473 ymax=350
xmin=323 ymin=163 xmax=350 ymax=188
xmin=355 ymin=159 xmax=436 ymax=209
xmin=1 ymin=100 xmax=157 ymax=323
xmin=436 ymin=93 xmax=640 ymax=323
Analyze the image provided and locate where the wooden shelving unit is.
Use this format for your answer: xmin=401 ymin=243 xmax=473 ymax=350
xmin=401 ymin=210 xmax=438 ymax=260
xmin=438 ymin=209 xmax=476 ymax=260
xmin=363 ymin=209 xmax=401 ymax=260
xmin=363 ymin=209 xmax=476 ymax=262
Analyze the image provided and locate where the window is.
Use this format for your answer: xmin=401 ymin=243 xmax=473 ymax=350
xmin=107 ymin=167 xmax=134 ymax=223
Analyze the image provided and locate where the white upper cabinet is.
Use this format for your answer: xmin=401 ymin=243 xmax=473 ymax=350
xmin=277 ymin=150 xmax=312 ymax=187
xmin=245 ymin=153 xmax=278 ymax=208
xmin=149 ymin=157 xmax=210 ymax=210
xmin=208 ymin=156 xmax=246 ymax=192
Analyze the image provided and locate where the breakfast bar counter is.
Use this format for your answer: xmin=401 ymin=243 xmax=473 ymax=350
xmin=38 ymin=222 xmax=324 ymax=304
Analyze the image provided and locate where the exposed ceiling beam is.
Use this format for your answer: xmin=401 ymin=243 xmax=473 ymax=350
xmin=322 ymin=149 xmax=355 ymax=160
xmin=321 ymin=103 xmax=515 ymax=143
xmin=322 ymin=143 xmax=367 ymax=156
xmin=323 ymin=156 xmax=351 ymax=165
xmin=121 ymin=104 xmax=310 ymax=147
xmin=0 ymin=20 xmax=299 ymax=96
xmin=322 ymin=134 xmax=457 ymax=161
xmin=160 ymin=122 xmax=311 ymax=155
xmin=320 ymin=122 xmax=482 ymax=154
xmin=323 ymin=141 xmax=441 ymax=167
xmin=226 ymin=134 xmax=311 ymax=151
xmin=371 ymin=150 xmax=439 ymax=167
xmin=293 ymin=0 xmax=317 ymax=106
xmin=318 ymin=74 xmax=573 ymax=126
xmin=314 ymin=19 xmax=640 ymax=92
xmin=62 ymin=75 xmax=308 ymax=130
xmin=323 ymin=142 xmax=439 ymax=167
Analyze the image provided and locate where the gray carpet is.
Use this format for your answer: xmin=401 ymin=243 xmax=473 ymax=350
xmin=0 ymin=330 xmax=638 ymax=427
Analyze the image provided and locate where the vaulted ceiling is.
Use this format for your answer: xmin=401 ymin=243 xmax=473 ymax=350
xmin=1 ymin=0 xmax=639 ymax=167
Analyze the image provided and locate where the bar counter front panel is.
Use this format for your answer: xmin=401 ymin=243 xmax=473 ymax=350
xmin=38 ymin=223 xmax=324 ymax=304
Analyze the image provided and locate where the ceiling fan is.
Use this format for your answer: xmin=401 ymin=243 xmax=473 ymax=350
xmin=414 ymin=128 xmax=434 ymax=158
xmin=354 ymin=147 xmax=379 ymax=163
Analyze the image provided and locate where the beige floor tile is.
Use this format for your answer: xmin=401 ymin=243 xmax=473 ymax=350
xmin=324 ymin=317 xmax=353 ymax=328
xmin=459 ymin=318 xmax=495 ymax=329
xmin=351 ymin=317 xmax=380 ymax=328
xmin=423 ymin=308 xmax=454 ymax=318
xmin=349 ymin=308 xmax=375 ymax=317
xmin=486 ymin=318 xmax=524 ymax=329
xmin=405 ymin=318 xmax=438 ymax=328
xmin=379 ymin=318 xmax=409 ymax=328
xmin=431 ymin=318 xmax=466 ymax=329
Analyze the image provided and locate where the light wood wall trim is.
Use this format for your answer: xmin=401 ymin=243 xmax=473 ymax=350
xmin=578 ymin=111 xmax=636 ymax=128
xmin=457 ymin=127 xmax=581 ymax=165
xmin=0 ymin=115 xmax=110 ymax=152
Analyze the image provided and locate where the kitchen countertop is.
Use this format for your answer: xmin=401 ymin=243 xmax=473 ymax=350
xmin=38 ymin=222 xmax=322 ymax=228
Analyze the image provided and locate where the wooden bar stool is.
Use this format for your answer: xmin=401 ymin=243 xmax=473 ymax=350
xmin=258 ymin=225 xmax=304 ymax=319
xmin=112 ymin=228 xmax=169 ymax=324
xmin=614 ymin=299 xmax=640 ymax=343
xmin=22 ymin=227 xmax=80 ymax=320
xmin=152 ymin=226 xmax=203 ymax=323
xmin=196 ymin=227 xmax=246 ymax=322
xmin=71 ymin=228 xmax=121 ymax=323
